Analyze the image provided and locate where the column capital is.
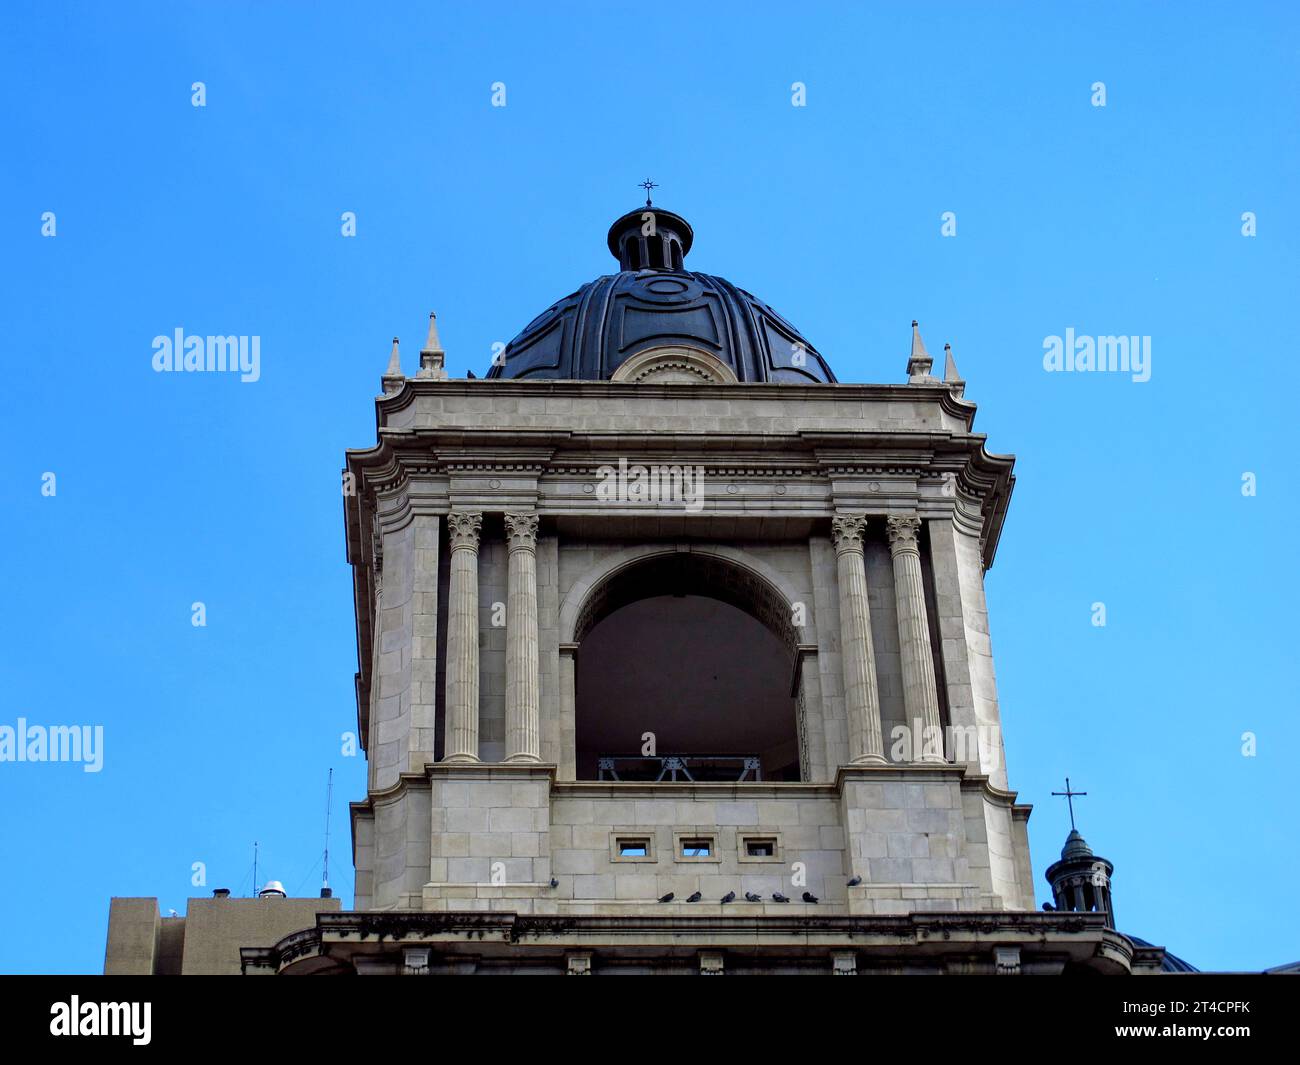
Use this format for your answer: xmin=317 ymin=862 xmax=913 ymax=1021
xmin=830 ymin=513 xmax=869 ymax=554
xmin=504 ymin=511 xmax=539 ymax=552
xmin=885 ymin=513 xmax=922 ymax=555
xmin=447 ymin=511 xmax=483 ymax=551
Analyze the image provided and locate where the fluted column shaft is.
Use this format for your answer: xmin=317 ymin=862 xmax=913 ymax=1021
xmin=504 ymin=512 xmax=541 ymax=762
xmin=886 ymin=514 xmax=944 ymax=763
xmin=443 ymin=511 xmax=482 ymax=762
xmin=831 ymin=515 xmax=885 ymax=764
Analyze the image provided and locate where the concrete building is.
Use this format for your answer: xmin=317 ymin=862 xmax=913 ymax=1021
xmin=105 ymin=201 xmax=1180 ymax=975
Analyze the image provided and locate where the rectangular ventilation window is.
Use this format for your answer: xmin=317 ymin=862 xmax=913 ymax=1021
xmin=738 ymin=834 xmax=782 ymax=862
xmin=611 ymin=835 xmax=654 ymax=862
xmin=680 ymin=838 xmax=712 ymax=858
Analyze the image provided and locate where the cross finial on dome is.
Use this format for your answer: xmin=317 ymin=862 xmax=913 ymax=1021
xmin=1052 ymin=776 xmax=1088 ymax=830
xmin=638 ymin=178 xmax=658 ymax=207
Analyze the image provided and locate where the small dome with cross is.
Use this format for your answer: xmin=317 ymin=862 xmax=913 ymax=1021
xmin=485 ymin=196 xmax=836 ymax=384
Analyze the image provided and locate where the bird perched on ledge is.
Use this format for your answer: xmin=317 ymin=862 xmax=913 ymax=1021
xmin=720 ymin=891 xmax=735 ymax=904
xmin=658 ymin=892 xmax=674 ymax=903
xmin=772 ymin=892 xmax=789 ymax=903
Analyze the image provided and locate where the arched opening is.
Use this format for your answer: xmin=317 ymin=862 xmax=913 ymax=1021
xmin=624 ymin=237 xmax=642 ymax=270
xmin=573 ymin=552 xmax=802 ymax=782
xmin=646 ymin=235 xmax=667 ymax=269
xmin=670 ymin=240 xmax=683 ymax=270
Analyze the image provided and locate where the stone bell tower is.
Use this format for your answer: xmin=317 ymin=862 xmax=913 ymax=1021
xmin=233 ymin=198 xmax=1174 ymax=975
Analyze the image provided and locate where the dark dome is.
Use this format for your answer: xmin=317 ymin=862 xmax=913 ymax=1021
xmin=1124 ymin=935 xmax=1199 ymax=973
xmin=485 ymin=206 xmax=836 ymax=384
xmin=1061 ymin=829 xmax=1094 ymax=860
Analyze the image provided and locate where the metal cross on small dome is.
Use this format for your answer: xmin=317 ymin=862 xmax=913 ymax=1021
xmin=638 ymin=178 xmax=658 ymax=206
xmin=1052 ymin=777 xmax=1088 ymax=830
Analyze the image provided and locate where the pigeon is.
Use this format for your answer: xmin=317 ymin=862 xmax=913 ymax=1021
xmin=720 ymin=891 xmax=735 ymax=904
xmin=772 ymin=892 xmax=789 ymax=903
xmin=658 ymin=892 xmax=674 ymax=903
xmin=549 ymin=878 xmax=559 ymax=889
xmin=686 ymin=891 xmax=702 ymax=903
xmin=466 ymin=370 xmax=477 ymax=379
xmin=847 ymin=876 xmax=862 ymax=887
xmin=802 ymin=891 xmax=819 ymax=904
xmin=744 ymin=891 xmax=762 ymax=903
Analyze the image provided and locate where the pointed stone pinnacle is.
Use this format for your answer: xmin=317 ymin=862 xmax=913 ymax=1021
xmin=421 ymin=312 xmax=444 ymax=356
xmin=385 ymin=336 xmax=402 ymax=377
xmin=911 ymin=320 xmax=928 ymax=360
xmin=907 ymin=320 xmax=934 ymax=382
xmin=943 ymin=342 xmax=965 ymax=396
xmin=417 ymin=311 xmax=449 ymax=380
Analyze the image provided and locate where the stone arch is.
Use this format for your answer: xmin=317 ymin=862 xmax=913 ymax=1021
xmin=561 ymin=544 xmax=815 ymax=782
xmin=559 ymin=543 xmax=812 ymax=651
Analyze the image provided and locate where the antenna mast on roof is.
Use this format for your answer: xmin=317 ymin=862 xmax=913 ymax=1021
xmin=321 ymin=768 xmax=334 ymax=898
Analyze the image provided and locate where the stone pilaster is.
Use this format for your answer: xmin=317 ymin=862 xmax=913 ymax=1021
xmin=504 ymin=512 xmax=541 ymax=763
xmin=830 ymin=514 xmax=885 ymax=764
xmin=443 ymin=511 xmax=482 ymax=763
xmin=558 ymin=644 xmax=578 ymax=781
xmin=886 ymin=514 xmax=944 ymax=763
xmin=409 ymin=513 xmax=440 ymax=771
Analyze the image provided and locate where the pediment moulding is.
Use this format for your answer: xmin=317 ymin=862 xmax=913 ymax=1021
xmin=608 ymin=345 xmax=741 ymax=386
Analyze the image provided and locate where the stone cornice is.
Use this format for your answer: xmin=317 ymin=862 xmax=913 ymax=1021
xmin=242 ymin=908 xmax=1135 ymax=975
xmin=835 ymin=763 xmax=1023 ymax=808
xmin=345 ymin=431 xmax=1012 ymax=544
xmin=347 ymin=761 xmax=1020 ymax=816
xmin=374 ymin=377 xmax=980 ymax=428
xmin=553 ymin=779 xmax=837 ymax=801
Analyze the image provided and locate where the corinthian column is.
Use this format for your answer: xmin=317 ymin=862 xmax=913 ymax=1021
xmin=886 ymin=514 xmax=944 ymax=763
xmin=831 ymin=514 xmax=885 ymax=764
xmin=442 ymin=511 xmax=482 ymax=763
xmin=504 ymin=512 xmax=541 ymax=763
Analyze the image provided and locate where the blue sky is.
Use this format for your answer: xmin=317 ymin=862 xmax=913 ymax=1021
xmin=1 ymin=1 xmax=1296 ymax=973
